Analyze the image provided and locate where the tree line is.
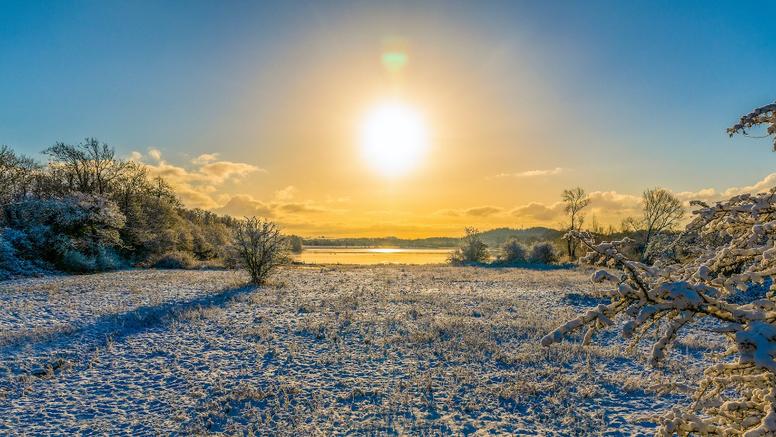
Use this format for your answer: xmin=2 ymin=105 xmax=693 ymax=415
xmin=0 ymin=138 xmax=284 ymax=284
xmin=449 ymin=186 xmax=686 ymax=267
xmin=560 ymin=185 xmax=685 ymax=263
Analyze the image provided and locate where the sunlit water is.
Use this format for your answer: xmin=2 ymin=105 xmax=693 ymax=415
xmin=293 ymin=247 xmax=453 ymax=265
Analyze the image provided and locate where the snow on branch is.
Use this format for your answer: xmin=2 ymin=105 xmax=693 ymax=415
xmin=544 ymin=188 xmax=776 ymax=435
xmin=728 ymin=101 xmax=776 ymax=150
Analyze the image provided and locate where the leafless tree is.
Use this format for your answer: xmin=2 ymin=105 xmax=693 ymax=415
xmin=233 ymin=217 xmax=288 ymax=285
xmin=44 ymin=138 xmax=128 ymax=195
xmin=0 ymin=146 xmax=38 ymax=205
xmin=561 ymin=187 xmax=590 ymax=260
xmin=641 ymin=188 xmax=684 ymax=261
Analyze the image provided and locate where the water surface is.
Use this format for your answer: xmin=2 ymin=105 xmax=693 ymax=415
xmin=293 ymin=247 xmax=452 ymax=265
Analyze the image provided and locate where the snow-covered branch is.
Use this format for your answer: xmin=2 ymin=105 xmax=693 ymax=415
xmin=545 ymin=188 xmax=776 ymax=435
xmin=728 ymin=101 xmax=776 ymax=150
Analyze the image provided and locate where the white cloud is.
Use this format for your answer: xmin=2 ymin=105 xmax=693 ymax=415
xmin=130 ymin=149 xmax=264 ymax=209
xmin=493 ymin=167 xmax=565 ymax=179
xmin=510 ymin=201 xmax=565 ymax=222
xmin=147 ymin=148 xmax=162 ymax=162
xmin=274 ymin=185 xmax=298 ymax=200
xmin=673 ymin=173 xmax=776 ymax=204
xmin=215 ymin=194 xmax=333 ymax=219
xmin=191 ymin=153 xmax=219 ymax=165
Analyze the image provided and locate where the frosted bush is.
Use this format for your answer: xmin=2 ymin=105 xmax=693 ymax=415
xmin=449 ymin=227 xmax=489 ymax=265
xmin=152 ymin=251 xmax=196 ymax=269
xmin=3 ymin=194 xmax=125 ymax=272
xmin=529 ymin=242 xmax=558 ymax=264
xmin=0 ymin=229 xmax=25 ymax=279
xmin=501 ymin=238 xmax=528 ymax=263
xmin=60 ymin=249 xmax=97 ymax=273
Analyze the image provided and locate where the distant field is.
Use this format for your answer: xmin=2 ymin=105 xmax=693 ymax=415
xmin=0 ymin=266 xmax=720 ymax=434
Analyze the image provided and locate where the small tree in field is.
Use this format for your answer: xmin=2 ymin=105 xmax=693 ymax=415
xmin=562 ymin=187 xmax=590 ymax=260
xmin=287 ymin=235 xmax=304 ymax=254
xmin=233 ymin=217 xmax=288 ymax=285
xmin=449 ymin=227 xmax=489 ymax=265
xmin=641 ymin=187 xmax=684 ymax=261
xmin=528 ymin=241 xmax=559 ymax=264
xmin=542 ymin=100 xmax=776 ymax=436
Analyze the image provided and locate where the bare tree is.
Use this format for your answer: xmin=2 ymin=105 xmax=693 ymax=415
xmin=561 ymin=187 xmax=590 ymax=260
xmin=0 ymin=146 xmax=38 ymax=205
xmin=44 ymin=138 xmax=127 ymax=195
xmin=641 ymin=188 xmax=684 ymax=261
xmin=233 ymin=217 xmax=288 ymax=285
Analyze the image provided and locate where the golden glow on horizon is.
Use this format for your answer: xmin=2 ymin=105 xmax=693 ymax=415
xmin=359 ymin=100 xmax=429 ymax=177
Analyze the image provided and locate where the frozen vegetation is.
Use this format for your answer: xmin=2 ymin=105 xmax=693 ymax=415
xmin=0 ymin=266 xmax=721 ymax=434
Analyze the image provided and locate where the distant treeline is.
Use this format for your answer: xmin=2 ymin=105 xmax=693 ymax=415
xmin=303 ymin=227 xmax=563 ymax=249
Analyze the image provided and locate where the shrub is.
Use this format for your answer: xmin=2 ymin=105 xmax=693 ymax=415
xmin=528 ymin=242 xmax=558 ymax=264
xmin=500 ymin=238 xmax=528 ymax=263
xmin=60 ymin=250 xmax=97 ymax=273
xmin=287 ymin=235 xmax=304 ymax=254
xmin=449 ymin=227 xmax=489 ymax=265
xmin=152 ymin=251 xmax=196 ymax=269
xmin=95 ymin=247 xmax=123 ymax=271
xmin=0 ymin=229 xmax=27 ymax=279
xmin=233 ymin=217 xmax=288 ymax=285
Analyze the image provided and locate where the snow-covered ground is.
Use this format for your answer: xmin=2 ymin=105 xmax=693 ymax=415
xmin=0 ymin=266 xmax=720 ymax=435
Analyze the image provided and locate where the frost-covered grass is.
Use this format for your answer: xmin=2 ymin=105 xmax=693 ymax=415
xmin=0 ymin=266 xmax=720 ymax=435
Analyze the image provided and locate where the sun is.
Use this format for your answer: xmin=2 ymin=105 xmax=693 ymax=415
xmin=360 ymin=100 xmax=429 ymax=177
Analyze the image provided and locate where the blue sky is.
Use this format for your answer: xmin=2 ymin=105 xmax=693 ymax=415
xmin=1 ymin=1 xmax=775 ymax=236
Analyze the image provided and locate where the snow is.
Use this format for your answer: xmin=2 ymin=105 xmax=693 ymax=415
xmin=0 ymin=266 xmax=719 ymax=434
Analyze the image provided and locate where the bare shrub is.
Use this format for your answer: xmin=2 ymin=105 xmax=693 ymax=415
xmin=0 ymin=145 xmax=38 ymax=204
xmin=528 ymin=242 xmax=558 ymax=264
xmin=501 ymin=238 xmax=528 ymax=263
xmin=43 ymin=138 xmax=128 ymax=196
xmin=233 ymin=217 xmax=288 ymax=284
xmin=449 ymin=227 xmax=489 ymax=265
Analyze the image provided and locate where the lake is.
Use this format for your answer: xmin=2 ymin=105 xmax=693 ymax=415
xmin=293 ymin=247 xmax=453 ymax=265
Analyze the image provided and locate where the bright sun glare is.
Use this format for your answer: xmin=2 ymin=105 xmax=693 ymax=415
xmin=360 ymin=101 xmax=429 ymax=177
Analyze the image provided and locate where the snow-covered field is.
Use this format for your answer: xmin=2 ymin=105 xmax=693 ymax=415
xmin=0 ymin=266 xmax=720 ymax=435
